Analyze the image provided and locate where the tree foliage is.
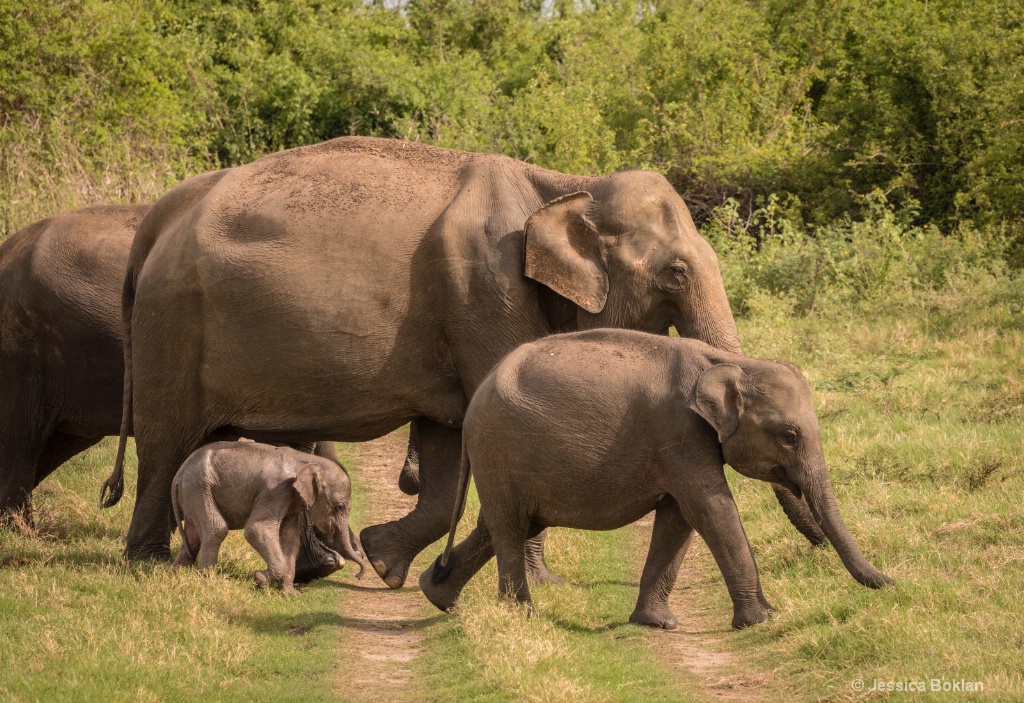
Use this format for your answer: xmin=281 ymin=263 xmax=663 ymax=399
xmin=1 ymin=0 xmax=1022 ymax=236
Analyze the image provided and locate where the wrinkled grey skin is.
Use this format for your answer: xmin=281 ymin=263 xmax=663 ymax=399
xmin=171 ymin=442 xmax=367 ymax=593
xmin=0 ymin=205 xmax=147 ymax=525
xmin=420 ymin=330 xmax=894 ymax=630
xmin=109 ymin=136 xmax=753 ymax=588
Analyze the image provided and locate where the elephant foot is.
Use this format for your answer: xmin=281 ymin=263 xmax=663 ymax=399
xmin=629 ymin=604 xmax=679 ymax=630
xmin=419 ymin=558 xmax=461 ymax=612
xmin=360 ymin=523 xmax=412 ymax=589
xmin=526 ymin=564 xmax=567 ymax=586
xmin=295 ymin=513 xmax=342 ymax=583
xmin=123 ymin=542 xmax=173 ymax=563
xmin=731 ymin=603 xmax=771 ymax=630
xmin=524 ymin=531 xmax=567 ymax=586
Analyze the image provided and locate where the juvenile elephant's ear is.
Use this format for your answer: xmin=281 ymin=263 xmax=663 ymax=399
xmin=292 ymin=464 xmax=321 ymax=511
xmin=690 ymin=364 xmax=745 ymax=442
xmin=524 ymin=191 xmax=608 ymax=314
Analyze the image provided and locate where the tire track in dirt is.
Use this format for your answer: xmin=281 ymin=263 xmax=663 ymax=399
xmin=631 ymin=516 xmax=768 ymax=703
xmin=335 ymin=430 xmax=437 ymax=701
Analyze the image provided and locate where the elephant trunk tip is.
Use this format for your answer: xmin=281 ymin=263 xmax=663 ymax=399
xmin=855 ymin=568 xmax=896 ymax=589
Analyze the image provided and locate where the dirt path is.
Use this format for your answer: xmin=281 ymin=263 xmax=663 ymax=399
xmin=335 ymin=431 xmax=436 ymax=701
xmin=631 ymin=517 xmax=768 ymax=703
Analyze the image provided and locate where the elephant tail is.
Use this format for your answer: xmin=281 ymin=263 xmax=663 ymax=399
xmin=433 ymin=442 xmax=471 ymax=583
xmin=100 ymin=276 xmax=135 ymax=508
xmin=171 ymin=479 xmax=194 ymax=563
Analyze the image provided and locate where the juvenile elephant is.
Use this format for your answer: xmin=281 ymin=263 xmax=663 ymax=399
xmin=420 ymin=329 xmax=894 ymax=630
xmin=172 ymin=442 xmax=367 ymax=592
xmin=104 ymin=136 xmax=821 ymax=588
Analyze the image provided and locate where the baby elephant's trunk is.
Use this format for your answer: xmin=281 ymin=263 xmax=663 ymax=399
xmin=337 ymin=521 xmax=367 ymax=579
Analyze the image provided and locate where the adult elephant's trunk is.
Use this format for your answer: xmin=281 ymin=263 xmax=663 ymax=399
xmin=674 ymin=238 xmax=743 ymax=354
xmin=673 ymin=300 xmax=742 ymax=355
xmin=802 ymin=469 xmax=894 ymax=588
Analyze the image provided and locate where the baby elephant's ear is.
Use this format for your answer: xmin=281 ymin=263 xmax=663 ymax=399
xmin=690 ymin=364 xmax=745 ymax=442
xmin=292 ymin=464 xmax=321 ymax=510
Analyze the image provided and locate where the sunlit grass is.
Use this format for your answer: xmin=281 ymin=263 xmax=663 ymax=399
xmin=0 ymin=439 xmax=353 ymax=703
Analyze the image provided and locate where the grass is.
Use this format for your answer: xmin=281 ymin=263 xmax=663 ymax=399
xmin=0 ymin=440 xmax=358 ymax=703
xmin=2 ymin=238 xmax=1023 ymax=701
xmin=711 ymin=295 xmax=1024 ymax=701
xmin=417 ymin=494 xmax=701 ymax=703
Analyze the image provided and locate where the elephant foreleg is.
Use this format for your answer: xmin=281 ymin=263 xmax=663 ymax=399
xmin=630 ymin=498 xmax=694 ymax=630
xmin=360 ymin=418 xmax=462 ymax=589
xmin=674 ymin=473 xmax=772 ymax=630
xmin=772 ymin=483 xmax=828 ymax=547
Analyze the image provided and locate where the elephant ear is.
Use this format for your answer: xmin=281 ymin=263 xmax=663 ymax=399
xmin=524 ymin=191 xmax=608 ymax=314
xmin=291 ymin=464 xmax=321 ymax=511
xmin=689 ymin=364 xmax=745 ymax=442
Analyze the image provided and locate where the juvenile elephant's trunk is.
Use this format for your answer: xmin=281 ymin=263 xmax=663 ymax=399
xmin=802 ymin=470 xmax=894 ymax=589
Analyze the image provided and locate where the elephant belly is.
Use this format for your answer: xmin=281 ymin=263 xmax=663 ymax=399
xmin=533 ymin=492 xmax=662 ymax=532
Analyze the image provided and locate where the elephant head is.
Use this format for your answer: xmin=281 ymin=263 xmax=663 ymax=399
xmin=690 ymin=361 xmax=894 ymax=589
xmin=525 ymin=171 xmax=741 ymax=353
xmin=301 ymin=462 xmax=367 ymax=578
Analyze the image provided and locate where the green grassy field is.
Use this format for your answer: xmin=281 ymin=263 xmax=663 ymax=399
xmin=2 ymin=234 xmax=1022 ymax=701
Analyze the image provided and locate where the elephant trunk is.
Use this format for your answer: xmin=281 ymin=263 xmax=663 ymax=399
xmin=674 ymin=240 xmax=742 ymax=354
xmin=674 ymin=301 xmax=742 ymax=354
xmin=332 ymin=516 xmax=367 ymax=579
xmin=802 ymin=469 xmax=894 ymax=589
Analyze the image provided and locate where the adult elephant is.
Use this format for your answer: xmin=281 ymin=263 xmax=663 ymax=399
xmin=107 ymin=137 xmax=822 ymax=587
xmin=0 ymin=202 xmax=345 ymax=580
xmin=0 ymin=205 xmax=148 ymax=525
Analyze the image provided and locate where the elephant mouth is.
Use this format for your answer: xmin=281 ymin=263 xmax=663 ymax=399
xmin=771 ymin=466 xmax=802 ymax=499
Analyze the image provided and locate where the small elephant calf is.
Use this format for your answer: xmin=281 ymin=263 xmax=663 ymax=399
xmin=172 ymin=441 xmax=367 ymax=593
xmin=420 ymin=329 xmax=893 ymax=629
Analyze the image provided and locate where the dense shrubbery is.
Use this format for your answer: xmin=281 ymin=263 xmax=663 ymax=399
xmin=2 ymin=0 xmax=1021 ymax=274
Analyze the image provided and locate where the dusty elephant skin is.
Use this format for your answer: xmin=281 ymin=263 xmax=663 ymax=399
xmin=0 ymin=205 xmax=147 ymax=526
xmin=172 ymin=442 xmax=367 ymax=593
xmin=0 ymin=202 xmax=342 ymax=581
xmin=107 ymin=136 xmax=820 ymax=589
xmin=420 ymin=329 xmax=894 ymax=630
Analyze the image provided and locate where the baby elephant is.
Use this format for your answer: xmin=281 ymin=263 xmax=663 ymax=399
xmin=172 ymin=441 xmax=367 ymax=593
xmin=420 ymin=329 xmax=893 ymax=629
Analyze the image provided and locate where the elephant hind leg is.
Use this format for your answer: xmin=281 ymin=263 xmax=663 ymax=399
xmin=173 ymin=517 xmax=202 ymax=568
xmin=126 ymin=422 xmax=213 ymax=562
xmin=630 ymin=498 xmax=693 ymax=630
xmin=419 ymin=514 xmax=496 ymax=612
xmin=361 ymin=418 xmax=462 ymax=589
xmin=0 ymin=426 xmax=48 ymax=529
xmin=488 ymin=512 xmax=533 ymax=609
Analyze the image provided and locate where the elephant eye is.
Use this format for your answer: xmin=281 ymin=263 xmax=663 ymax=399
xmin=781 ymin=429 xmax=799 ymax=447
xmin=669 ymin=262 xmax=689 ymax=279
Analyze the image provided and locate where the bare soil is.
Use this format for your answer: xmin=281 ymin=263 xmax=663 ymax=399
xmin=632 ymin=516 xmax=768 ymax=703
xmin=335 ymin=431 xmax=435 ymax=702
